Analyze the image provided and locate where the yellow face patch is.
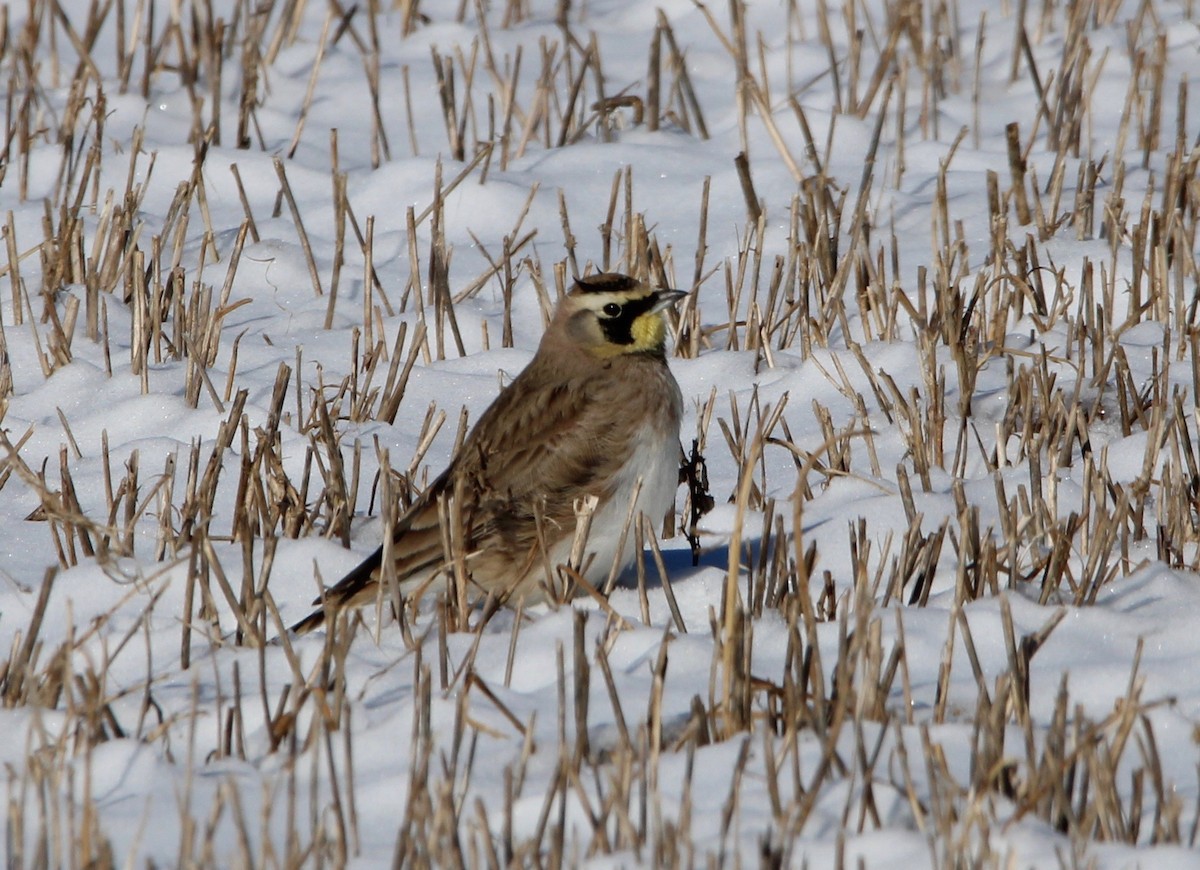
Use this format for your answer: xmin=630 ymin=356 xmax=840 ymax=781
xmin=572 ymin=284 xmax=678 ymax=357
xmin=629 ymin=310 xmax=666 ymax=351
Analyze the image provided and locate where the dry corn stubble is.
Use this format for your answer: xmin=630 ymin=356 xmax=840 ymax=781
xmin=0 ymin=0 xmax=1198 ymax=865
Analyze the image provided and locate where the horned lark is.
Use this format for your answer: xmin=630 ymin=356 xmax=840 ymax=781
xmin=292 ymin=272 xmax=686 ymax=633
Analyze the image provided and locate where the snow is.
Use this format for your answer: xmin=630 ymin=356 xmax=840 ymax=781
xmin=2 ymin=0 xmax=1200 ymax=866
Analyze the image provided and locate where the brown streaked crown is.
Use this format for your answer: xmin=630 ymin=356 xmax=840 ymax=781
xmin=574 ymin=273 xmax=641 ymax=295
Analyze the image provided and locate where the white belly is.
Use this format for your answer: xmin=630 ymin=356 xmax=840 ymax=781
xmin=551 ymin=422 xmax=681 ymax=588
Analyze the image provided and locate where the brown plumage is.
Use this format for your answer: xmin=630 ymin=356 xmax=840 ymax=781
xmin=292 ymin=273 xmax=685 ymax=634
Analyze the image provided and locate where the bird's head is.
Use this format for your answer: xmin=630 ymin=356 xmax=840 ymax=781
xmin=555 ymin=273 xmax=687 ymax=359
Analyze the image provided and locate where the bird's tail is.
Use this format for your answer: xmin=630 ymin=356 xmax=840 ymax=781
xmin=289 ymin=546 xmax=384 ymax=634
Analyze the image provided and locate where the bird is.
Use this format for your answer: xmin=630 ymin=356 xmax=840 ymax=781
xmin=291 ymin=272 xmax=686 ymax=634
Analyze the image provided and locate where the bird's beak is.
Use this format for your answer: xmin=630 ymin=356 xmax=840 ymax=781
xmin=649 ymin=289 xmax=688 ymax=313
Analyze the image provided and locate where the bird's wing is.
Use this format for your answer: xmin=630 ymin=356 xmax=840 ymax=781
xmin=462 ymin=366 xmax=638 ymax=525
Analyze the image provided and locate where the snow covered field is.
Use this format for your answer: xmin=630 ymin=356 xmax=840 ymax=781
xmin=2 ymin=0 xmax=1200 ymax=865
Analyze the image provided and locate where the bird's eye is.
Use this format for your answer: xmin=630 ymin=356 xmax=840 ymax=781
xmin=602 ymin=302 xmax=621 ymax=317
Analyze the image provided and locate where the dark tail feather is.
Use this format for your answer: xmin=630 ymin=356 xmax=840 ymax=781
xmin=289 ymin=606 xmax=329 ymax=635
xmin=290 ymin=545 xmax=384 ymax=634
